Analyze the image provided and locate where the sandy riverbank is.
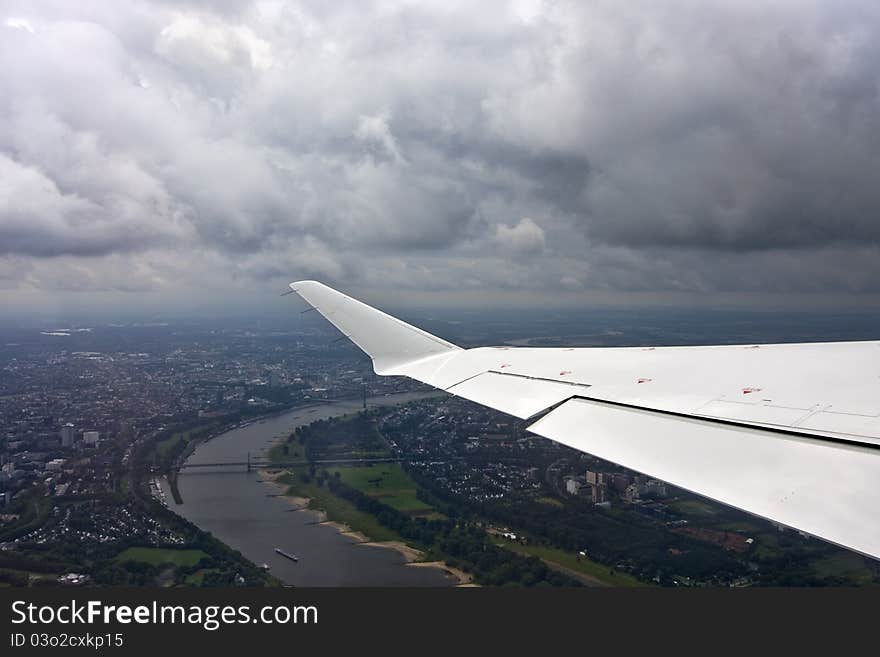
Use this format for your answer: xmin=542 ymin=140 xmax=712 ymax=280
xmin=363 ymin=540 xmax=422 ymax=562
xmin=408 ymin=561 xmax=474 ymax=586
xmin=259 ymin=471 xmax=311 ymax=508
xmin=258 ymin=462 xmax=465 ymax=584
xmin=321 ymin=520 xmax=370 ymax=543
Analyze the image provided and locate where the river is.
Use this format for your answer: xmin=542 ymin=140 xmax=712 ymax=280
xmin=159 ymin=392 xmax=455 ymax=586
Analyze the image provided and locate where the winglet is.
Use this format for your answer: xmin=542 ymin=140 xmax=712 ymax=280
xmin=288 ymin=281 xmax=461 ymax=374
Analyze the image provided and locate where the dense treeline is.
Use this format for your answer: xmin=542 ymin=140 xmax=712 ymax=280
xmin=0 ymin=551 xmax=69 ymax=574
xmin=294 ymin=413 xmax=387 ymax=461
xmin=0 ymin=492 xmax=53 ymax=543
xmin=0 ymin=568 xmax=29 ymax=587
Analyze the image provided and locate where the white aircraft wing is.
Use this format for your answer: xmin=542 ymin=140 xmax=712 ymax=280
xmin=290 ymin=280 xmax=880 ymax=560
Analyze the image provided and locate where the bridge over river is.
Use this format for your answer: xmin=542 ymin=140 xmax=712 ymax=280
xmin=177 ymin=454 xmax=433 ymax=472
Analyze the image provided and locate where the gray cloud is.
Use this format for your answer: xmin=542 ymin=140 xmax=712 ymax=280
xmin=1 ymin=0 xmax=880 ymax=312
xmin=494 ymin=217 xmax=545 ymax=255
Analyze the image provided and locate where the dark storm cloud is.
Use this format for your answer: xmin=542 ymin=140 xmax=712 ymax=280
xmin=1 ymin=0 xmax=880 ymax=306
xmin=555 ymin=3 xmax=872 ymax=253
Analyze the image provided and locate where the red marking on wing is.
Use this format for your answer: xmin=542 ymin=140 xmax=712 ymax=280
xmin=637 ymin=378 xmax=653 ymax=384
xmin=500 ymin=363 xmax=511 ymax=369
xmin=559 ymin=370 xmax=572 ymax=376
xmin=742 ymin=387 xmax=762 ymax=394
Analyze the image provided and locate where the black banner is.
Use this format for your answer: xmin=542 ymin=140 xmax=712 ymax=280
xmin=0 ymin=588 xmax=873 ymax=652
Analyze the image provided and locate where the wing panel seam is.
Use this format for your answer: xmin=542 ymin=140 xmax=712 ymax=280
xmin=536 ymin=395 xmax=880 ymax=452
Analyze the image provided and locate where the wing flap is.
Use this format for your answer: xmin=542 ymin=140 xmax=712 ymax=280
xmin=799 ymin=410 xmax=880 ymax=442
xmin=695 ymin=399 xmax=815 ymax=427
xmin=445 ymin=371 xmax=586 ymax=420
xmin=528 ymin=397 xmax=880 ymax=559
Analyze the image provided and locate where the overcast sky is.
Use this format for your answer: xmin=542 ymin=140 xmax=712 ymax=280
xmin=2 ymin=1 xmax=880 ymax=318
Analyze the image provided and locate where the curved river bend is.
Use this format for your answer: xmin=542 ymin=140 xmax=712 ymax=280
xmin=160 ymin=393 xmax=453 ymax=586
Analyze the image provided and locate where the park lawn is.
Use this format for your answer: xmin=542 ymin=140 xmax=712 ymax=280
xmin=494 ymin=538 xmax=647 ymax=587
xmin=372 ymin=492 xmax=434 ymax=514
xmin=281 ymin=474 xmax=404 ymax=543
xmin=535 ymin=496 xmax=563 ymax=508
xmin=327 ymin=463 xmax=413 ymax=492
xmin=811 ymin=552 xmax=874 ymax=584
xmin=669 ymin=499 xmax=719 ymax=518
xmin=327 ymin=464 xmax=435 ymax=515
xmin=115 ymin=547 xmax=208 ymax=567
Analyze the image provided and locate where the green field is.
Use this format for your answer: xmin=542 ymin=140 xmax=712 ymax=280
xmin=278 ymin=473 xmax=404 ymax=543
xmin=271 ymin=415 xmax=439 ymax=542
xmin=494 ymin=538 xmax=647 ymax=587
xmin=114 ymin=547 xmax=208 ymax=567
xmin=184 ymin=568 xmax=221 ymax=585
xmin=812 ymin=552 xmax=874 ymax=584
xmin=669 ymin=499 xmax=719 ymax=518
xmin=327 ymin=464 xmax=435 ymax=515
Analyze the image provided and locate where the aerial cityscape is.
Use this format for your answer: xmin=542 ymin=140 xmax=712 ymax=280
xmin=2 ymin=306 xmax=878 ymax=587
xmin=3 ymin=2 xmax=880 ymax=650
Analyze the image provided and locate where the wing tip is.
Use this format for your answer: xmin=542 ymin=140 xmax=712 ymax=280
xmin=289 ymin=280 xmax=330 ymax=299
xmin=289 ymin=279 xmax=321 ymax=290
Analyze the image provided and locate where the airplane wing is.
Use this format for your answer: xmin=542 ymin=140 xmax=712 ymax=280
xmin=290 ymin=280 xmax=880 ymax=560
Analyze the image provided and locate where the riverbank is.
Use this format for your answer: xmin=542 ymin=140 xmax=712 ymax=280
xmin=254 ymin=392 xmax=476 ymax=585
xmin=259 ymin=468 xmax=470 ymax=585
xmin=408 ymin=561 xmax=474 ymax=586
xmin=165 ymin=396 xmax=457 ymax=586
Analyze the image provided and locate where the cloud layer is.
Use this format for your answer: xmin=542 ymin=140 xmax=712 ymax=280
xmin=2 ymin=1 xmax=880 ymax=312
